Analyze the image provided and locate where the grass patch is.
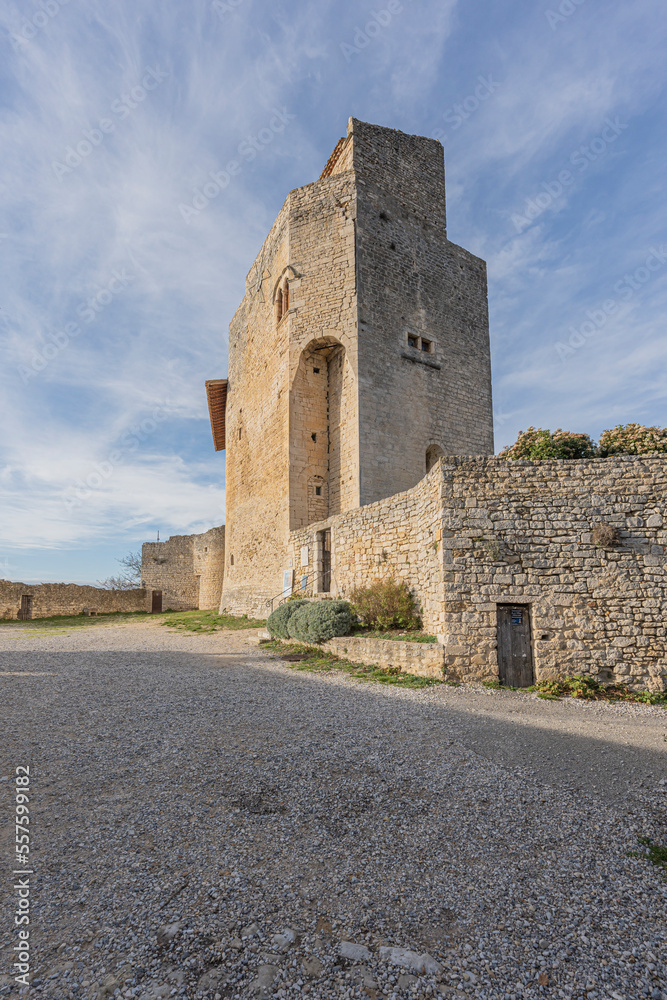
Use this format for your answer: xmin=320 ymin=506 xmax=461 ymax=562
xmin=529 ymin=675 xmax=667 ymax=706
xmin=482 ymin=680 xmax=515 ymax=691
xmin=263 ymin=640 xmax=442 ymax=690
xmin=629 ymin=837 xmax=667 ymax=878
xmin=160 ymin=610 xmax=266 ymax=633
xmin=0 ymin=610 xmax=155 ymax=629
xmin=351 ymin=628 xmax=437 ymax=643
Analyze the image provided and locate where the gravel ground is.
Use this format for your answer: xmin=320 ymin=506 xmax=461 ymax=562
xmin=0 ymin=619 xmax=665 ymax=1000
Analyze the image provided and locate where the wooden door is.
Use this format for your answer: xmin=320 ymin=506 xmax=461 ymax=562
xmin=497 ymin=604 xmax=534 ymax=687
xmin=320 ymin=529 xmax=331 ymax=593
xmin=151 ymin=590 xmax=163 ymax=613
xmin=18 ymin=595 xmax=33 ymax=620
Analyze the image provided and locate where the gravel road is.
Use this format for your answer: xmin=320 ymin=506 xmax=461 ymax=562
xmin=0 ymin=620 xmax=665 ymax=1000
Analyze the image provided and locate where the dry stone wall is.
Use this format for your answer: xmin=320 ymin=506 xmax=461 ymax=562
xmin=438 ymin=456 xmax=667 ymax=692
xmin=289 ymin=463 xmax=444 ymax=628
xmin=0 ymin=581 xmax=145 ymax=620
xmin=289 ymin=455 xmax=667 ymax=692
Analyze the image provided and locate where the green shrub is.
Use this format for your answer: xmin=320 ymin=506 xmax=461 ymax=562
xmin=287 ymin=600 xmax=355 ymax=643
xmin=349 ymin=579 xmax=421 ymax=631
xmin=598 ymin=423 xmax=667 ymax=456
xmin=498 ymin=427 xmax=596 ymax=460
xmin=266 ymin=599 xmax=310 ymax=639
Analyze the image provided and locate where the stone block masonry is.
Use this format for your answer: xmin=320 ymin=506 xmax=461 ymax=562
xmin=0 ymin=581 xmax=146 ymax=620
xmin=218 ymin=117 xmax=493 ymax=615
xmin=141 ymin=526 xmax=225 ymax=612
xmin=291 ymin=455 xmax=667 ymax=692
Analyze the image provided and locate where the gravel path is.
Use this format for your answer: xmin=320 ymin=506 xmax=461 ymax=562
xmin=0 ymin=620 xmax=665 ymax=1000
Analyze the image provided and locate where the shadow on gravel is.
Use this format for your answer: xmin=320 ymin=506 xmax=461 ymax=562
xmin=2 ymin=650 xmax=665 ymax=820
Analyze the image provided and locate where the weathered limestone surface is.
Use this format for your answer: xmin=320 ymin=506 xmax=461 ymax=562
xmin=291 ymin=456 xmax=667 ymax=692
xmin=219 ymin=118 xmax=493 ymax=615
xmin=323 ymin=635 xmax=445 ymax=680
xmin=141 ymin=526 xmax=225 ymax=611
xmin=0 ymin=581 xmax=145 ymax=620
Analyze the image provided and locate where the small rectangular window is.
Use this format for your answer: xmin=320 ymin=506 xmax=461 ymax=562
xmin=313 ymin=367 xmax=320 ymax=374
xmin=421 ymin=338 xmax=432 ymax=353
xmin=311 ymin=433 xmax=317 ymax=442
xmin=315 ymin=486 xmax=322 ymax=496
xmin=407 ymin=335 xmax=418 ymax=349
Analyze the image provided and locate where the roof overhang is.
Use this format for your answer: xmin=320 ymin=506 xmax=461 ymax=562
xmin=205 ymin=379 xmax=228 ymax=451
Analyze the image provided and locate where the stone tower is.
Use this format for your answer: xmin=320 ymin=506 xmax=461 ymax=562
xmin=217 ymin=117 xmax=494 ymax=614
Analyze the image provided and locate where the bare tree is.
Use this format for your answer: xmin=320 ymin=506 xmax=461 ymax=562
xmin=97 ymin=551 xmax=142 ymax=591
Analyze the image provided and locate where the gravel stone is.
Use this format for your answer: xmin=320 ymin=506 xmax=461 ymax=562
xmin=0 ymin=618 xmax=665 ymax=1000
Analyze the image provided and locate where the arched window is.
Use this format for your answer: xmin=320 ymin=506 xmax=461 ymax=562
xmin=426 ymin=443 xmax=445 ymax=474
xmin=275 ymin=288 xmax=283 ymax=323
xmin=283 ymin=279 xmax=289 ymax=313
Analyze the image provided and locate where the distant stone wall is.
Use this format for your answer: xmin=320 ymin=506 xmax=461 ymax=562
xmin=0 ymin=581 xmax=145 ymax=620
xmin=142 ymin=526 xmax=225 ymax=612
xmin=289 ymin=456 xmax=667 ymax=692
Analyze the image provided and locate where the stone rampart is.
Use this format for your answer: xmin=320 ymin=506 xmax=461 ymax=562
xmin=0 ymin=581 xmax=145 ymax=620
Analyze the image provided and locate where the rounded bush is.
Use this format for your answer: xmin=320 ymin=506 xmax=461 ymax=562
xmin=266 ymin=599 xmax=310 ymax=639
xmin=287 ymin=600 xmax=355 ymax=643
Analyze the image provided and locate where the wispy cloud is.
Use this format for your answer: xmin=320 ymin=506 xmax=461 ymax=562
xmin=0 ymin=0 xmax=665 ymax=582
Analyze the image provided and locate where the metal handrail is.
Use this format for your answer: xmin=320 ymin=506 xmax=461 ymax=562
xmin=265 ymin=568 xmax=319 ymax=613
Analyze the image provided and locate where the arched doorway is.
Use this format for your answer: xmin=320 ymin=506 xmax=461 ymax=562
xmin=426 ymin=443 xmax=445 ymax=474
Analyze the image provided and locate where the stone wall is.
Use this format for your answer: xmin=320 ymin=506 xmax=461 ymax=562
xmin=351 ymin=119 xmax=494 ymax=505
xmin=323 ymin=635 xmax=445 ymax=680
xmin=289 ymin=462 xmax=444 ymax=627
xmin=437 ymin=456 xmax=667 ymax=692
xmin=219 ymin=117 xmax=494 ymax=616
xmin=0 ymin=581 xmax=145 ymax=620
xmin=289 ymin=456 xmax=667 ymax=692
xmin=141 ymin=526 xmax=225 ymax=612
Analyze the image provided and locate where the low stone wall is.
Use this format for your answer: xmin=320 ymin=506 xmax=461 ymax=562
xmin=0 ymin=581 xmax=146 ymax=620
xmin=323 ymin=635 xmax=445 ymax=680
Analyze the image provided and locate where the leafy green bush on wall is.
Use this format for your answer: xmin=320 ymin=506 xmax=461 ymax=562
xmin=499 ymin=423 xmax=667 ymax=460
xmin=349 ymin=579 xmax=421 ymax=631
xmin=598 ymin=423 xmax=667 ymax=456
xmin=498 ymin=427 xmax=596 ymax=460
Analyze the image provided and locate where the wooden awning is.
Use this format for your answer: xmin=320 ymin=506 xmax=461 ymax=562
xmin=205 ymin=379 xmax=228 ymax=451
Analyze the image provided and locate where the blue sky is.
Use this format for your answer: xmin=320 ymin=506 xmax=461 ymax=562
xmin=0 ymin=0 xmax=665 ymax=584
